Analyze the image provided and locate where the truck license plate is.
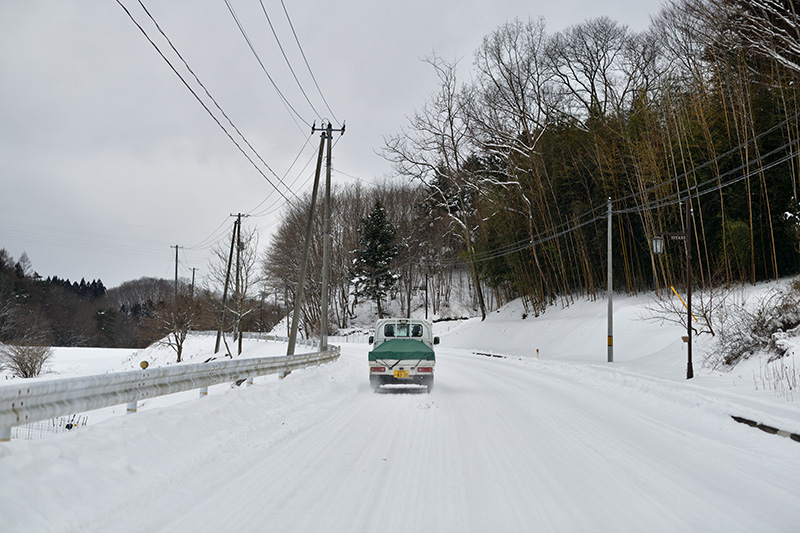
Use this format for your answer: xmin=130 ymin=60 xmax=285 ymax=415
xmin=394 ymin=370 xmax=409 ymax=378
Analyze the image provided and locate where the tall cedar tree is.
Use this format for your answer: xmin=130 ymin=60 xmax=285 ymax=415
xmin=351 ymin=201 xmax=399 ymax=318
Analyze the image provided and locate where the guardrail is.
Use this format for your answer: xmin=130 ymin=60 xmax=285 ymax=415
xmin=0 ymin=346 xmax=340 ymax=441
xmin=328 ymin=334 xmax=372 ymax=344
xmin=193 ymin=331 xmax=319 ymax=348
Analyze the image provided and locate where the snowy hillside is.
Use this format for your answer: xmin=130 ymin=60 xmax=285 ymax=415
xmin=1 ymin=285 xmax=799 ymax=532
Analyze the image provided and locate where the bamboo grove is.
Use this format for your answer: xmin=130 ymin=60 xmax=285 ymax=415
xmin=382 ymin=0 xmax=800 ymax=316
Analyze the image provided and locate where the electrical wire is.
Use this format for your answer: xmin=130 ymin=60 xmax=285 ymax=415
xmin=256 ymin=0 xmax=324 ymax=122
xmin=279 ymin=0 xmax=340 ymax=125
xmin=247 ymin=133 xmax=316 ymax=217
xmin=334 ymin=169 xmax=372 ymax=183
xmin=617 ymin=136 xmax=800 ymax=214
xmin=116 ymin=0 xmax=297 ymax=207
xmin=223 ymin=0 xmax=311 ymax=129
xmin=614 ymin=108 xmax=800 ymax=208
xmin=186 ymin=216 xmax=233 ymax=251
xmin=132 ymin=0 xmax=298 ymax=202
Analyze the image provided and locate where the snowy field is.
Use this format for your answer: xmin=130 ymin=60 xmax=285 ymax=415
xmin=1 ymin=288 xmax=799 ymax=532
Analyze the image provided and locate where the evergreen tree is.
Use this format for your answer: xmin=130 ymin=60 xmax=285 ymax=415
xmin=350 ymin=200 xmax=400 ymax=318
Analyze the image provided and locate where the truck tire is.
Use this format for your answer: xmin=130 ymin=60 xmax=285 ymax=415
xmin=425 ymin=376 xmax=434 ymax=393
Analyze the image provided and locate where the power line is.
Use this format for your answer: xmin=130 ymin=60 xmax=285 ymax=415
xmin=128 ymin=0 xmax=298 ymax=205
xmin=116 ymin=0 xmax=297 ymax=207
xmin=615 ymin=108 xmax=800 ymax=208
xmin=222 ymin=0 xmax=311 ymax=129
xmin=186 ymin=216 xmax=233 ymax=251
xmin=279 ymin=0 xmax=340 ymax=125
xmin=248 ymin=133 xmax=317 ymax=217
xmin=617 ymin=136 xmax=800 ymax=215
xmin=256 ymin=0 xmax=324 ymax=121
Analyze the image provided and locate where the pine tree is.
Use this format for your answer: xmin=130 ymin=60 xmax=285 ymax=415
xmin=351 ymin=200 xmax=400 ymax=318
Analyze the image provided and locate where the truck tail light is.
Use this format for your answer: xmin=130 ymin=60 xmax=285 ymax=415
xmin=370 ymin=367 xmax=386 ymax=373
xmin=417 ymin=367 xmax=433 ymax=373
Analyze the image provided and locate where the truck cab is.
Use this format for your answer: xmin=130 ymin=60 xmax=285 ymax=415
xmin=368 ymin=318 xmax=439 ymax=392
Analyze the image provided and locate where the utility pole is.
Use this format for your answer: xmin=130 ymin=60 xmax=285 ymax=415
xmin=318 ymin=121 xmax=344 ymax=351
xmin=287 ymin=130 xmax=326 ymax=359
xmin=285 ymin=284 xmax=290 ymax=337
xmin=286 ymin=121 xmax=344 ymax=364
xmin=407 ymin=263 xmax=412 ymax=319
xmin=215 ymin=216 xmax=239 ymax=354
xmin=425 ymin=271 xmax=429 ymax=320
xmin=171 ymin=245 xmax=183 ymax=301
xmin=607 ymin=198 xmax=613 ymax=363
xmin=191 ymin=268 xmax=197 ymax=300
xmin=686 ymin=198 xmax=693 ymax=379
xmin=234 ymin=213 xmax=248 ymax=356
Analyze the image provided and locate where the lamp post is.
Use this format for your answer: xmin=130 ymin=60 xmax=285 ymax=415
xmin=652 ymin=197 xmax=694 ymax=379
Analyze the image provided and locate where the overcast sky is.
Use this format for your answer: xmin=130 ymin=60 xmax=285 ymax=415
xmin=0 ymin=0 xmax=664 ymax=289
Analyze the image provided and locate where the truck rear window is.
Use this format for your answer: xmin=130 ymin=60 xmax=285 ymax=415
xmin=384 ymin=324 xmax=423 ymax=337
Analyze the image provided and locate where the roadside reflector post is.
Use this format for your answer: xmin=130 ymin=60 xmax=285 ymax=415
xmin=0 ymin=427 xmax=10 ymax=442
xmin=199 ymin=386 xmax=208 ymax=398
xmin=246 ymin=377 xmax=254 ymax=387
xmin=126 ymin=400 xmax=137 ymax=414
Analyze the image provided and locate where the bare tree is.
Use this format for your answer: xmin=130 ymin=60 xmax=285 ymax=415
xmin=709 ymin=0 xmax=800 ymax=74
xmin=470 ymin=17 xmax=555 ymax=159
xmin=383 ymin=55 xmax=488 ymax=320
xmin=145 ymin=293 xmax=199 ymax=363
xmin=0 ymin=342 xmax=53 ymax=378
xmin=0 ymin=316 xmax=53 ymax=378
xmin=546 ymin=17 xmax=640 ymax=119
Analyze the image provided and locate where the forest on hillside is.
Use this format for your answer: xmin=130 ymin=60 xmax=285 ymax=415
xmin=265 ymin=0 xmax=800 ymax=333
xmin=0 ymin=248 xmax=284 ymax=350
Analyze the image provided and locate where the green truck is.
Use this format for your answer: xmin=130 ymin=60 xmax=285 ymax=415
xmin=368 ymin=318 xmax=439 ymax=392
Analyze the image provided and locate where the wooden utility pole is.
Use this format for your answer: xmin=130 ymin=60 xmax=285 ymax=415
xmin=214 ymin=217 xmax=239 ymax=354
xmin=318 ymin=121 xmax=344 ymax=351
xmin=171 ymin=245 xmax=183 ymax=300
xmin=235 ymin=213 xmax=245 ymax=356
xmin=686 ymin=198 xmax=693 ymax=379
xmin=287 ymin=121 xmax=344 ymax=360
xmin=287 ymin=131 xmax=326 ymax=359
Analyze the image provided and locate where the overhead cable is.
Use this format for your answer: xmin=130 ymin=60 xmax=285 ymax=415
xmin=117 ymin=0 xmax=297 ymax=207
xmin=279 ymin=0 xmax=340 ymax=125
xmin=257 ymin=0 xmax=324 ymax=122
xmin=223 ymin=0 xmax=311 ymax=130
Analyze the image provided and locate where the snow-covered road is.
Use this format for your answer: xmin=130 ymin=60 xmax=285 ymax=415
xmin=2 ymin=344 xmax=799 ymax=532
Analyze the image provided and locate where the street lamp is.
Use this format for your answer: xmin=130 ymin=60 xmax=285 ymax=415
xmin=652 ymin=197 xmax=694 ymax=379
xmin=651 ymin=235 xmax=665 ymax=255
